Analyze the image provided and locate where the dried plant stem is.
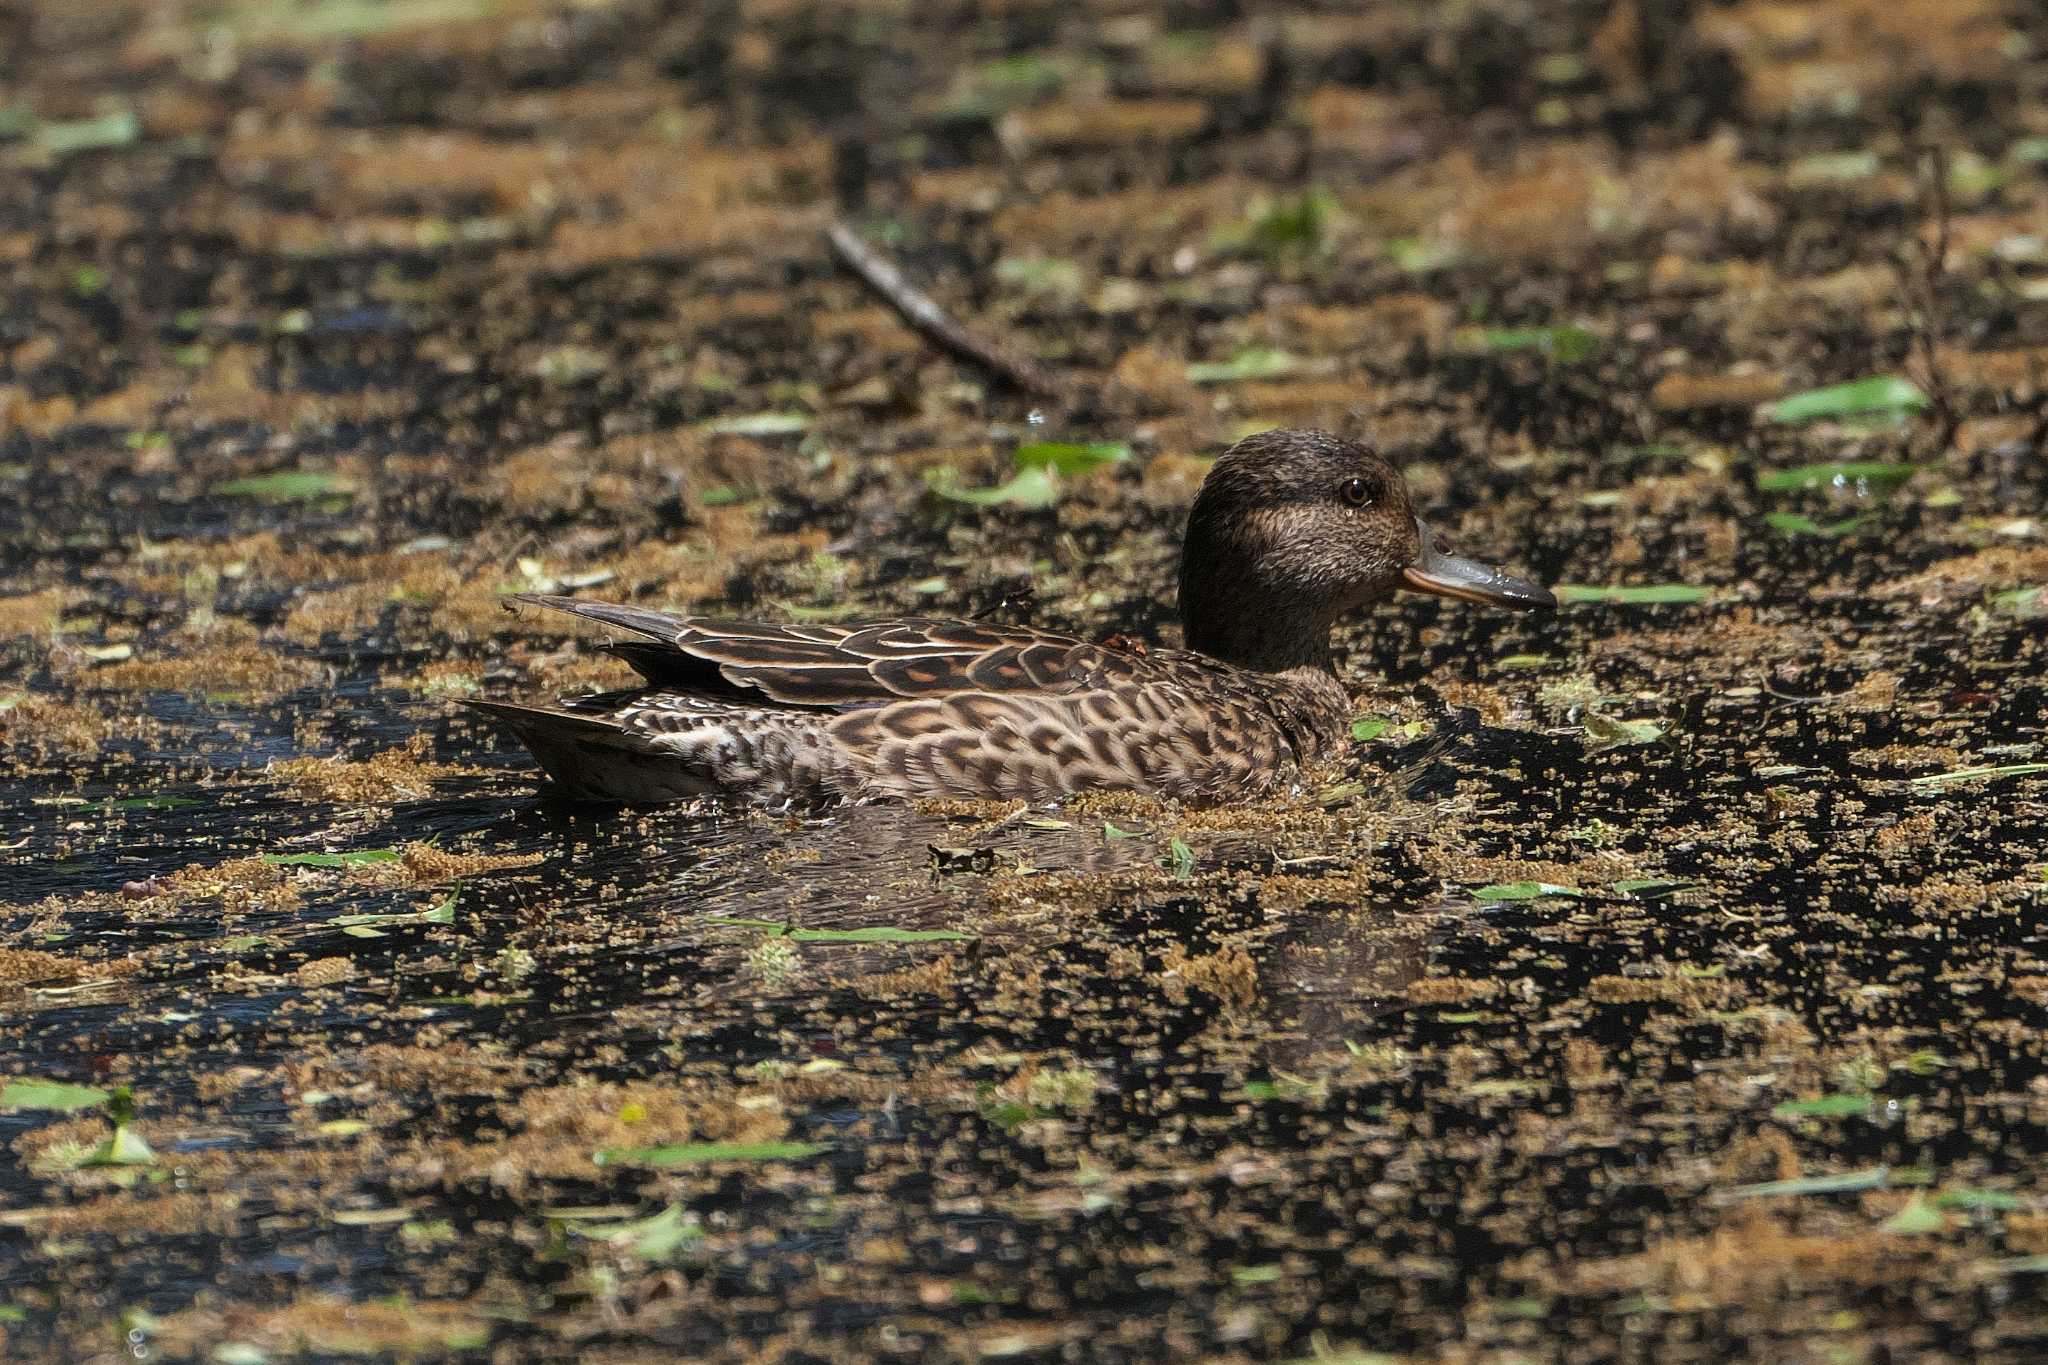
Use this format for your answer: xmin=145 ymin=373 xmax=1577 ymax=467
xmin=1890 ymin=146 xmax=1962 ymax=456
xmin=826 ymin=221 xmax=1064 ymax=399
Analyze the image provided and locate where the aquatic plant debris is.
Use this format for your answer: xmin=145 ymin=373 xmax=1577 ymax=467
xmin=4 ymin=3 xmax=2048 ymax=1360
xmin=0 ymin=1080 xmax=111 ymax=1112
xmin=592 ymin=1141 xmax=830 ymax=1168
xmin=1755 ymin=461 xmax=1922 ymax=494
xmin=1553 ymin=584 xmax=1714 ymax=605
xmin=1762 ymin=376 xmax=1930 ymax=424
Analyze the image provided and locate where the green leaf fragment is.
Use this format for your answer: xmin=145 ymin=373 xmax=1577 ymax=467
xmin=212 ymin=470 xmax=356 ymax=502
xmin=702 ymin=411 xmax=810 ymax=436
xmin=593 ymin=1140 xmax=828 ymax=1167
xmin=1185 ymin=347 xmax=1298 ymax=384
xmin=1756 ymin=461 xmax=1922 ymax=493
xmin=1881 ymin=1196 xmax=1948 ymax=1235
xmin=34 ymin=107 xmax=140 ymax=158
xmin=1473 ymin=882 xmax=1583 ymax=902
xmin=1165 ymin=837 xmax=1196 ymax=879
xmin=82 ymin=1125 xmax=156 ymax=1168
xmin=333 ymin=884 xmax=458 ymax=931
xmin=1583 ymin=712 xmax=1664 ymax=750
xmin=1350 ymin=717 xmax=1389 ymax=741
xmin=572 ymin=1204 xmax=705 ymax=1259
xmin=1555 ymin=584 xmax=1712 ymax=605
xmin=1907 ymin=763 xmax=2048 ymax=790
xmin=935 ymin=464 xmax=1061 ymax=509
xmin=106 ymin=794 xmax=205 ymax=811
xmin=0 ymin=1079 xmax=112 ymax=1112
xmin=1481 ymin=325 xmax=1600 ymax=363
xmin=1762 ymin=377 xmax=1927 ymax=425
xmin=700 ymin=917 xmax=975 ymax=943
xmin=1937 ymin=1187 xmax=2027 ymax=1212
xmin=1765 ymin=511 xmax=1871 ymax=537
xmin=1772 ymin=1093 xmax=1874 ymax=1119
xmin=262 ymin=848 xmax=401 ymax=868
xmin=1012 ymin=441 xmax=1130 ymax=475
xmin=1725 ymin=1165 xmax=1893 ymax=1199
xmin=1612 ymin=879 xmax=1693 ymax=899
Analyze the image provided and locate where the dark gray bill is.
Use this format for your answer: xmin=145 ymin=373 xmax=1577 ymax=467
xmin=1400 ymin=520 xmax=1556 ymax=611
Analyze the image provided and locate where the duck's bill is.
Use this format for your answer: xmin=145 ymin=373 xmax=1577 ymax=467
xmin=1401 ymin=523 xmax=1556 ymax=611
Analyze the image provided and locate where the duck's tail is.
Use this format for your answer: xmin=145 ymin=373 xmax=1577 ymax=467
xmin=463 ymin=699 xmax=721 ymax=804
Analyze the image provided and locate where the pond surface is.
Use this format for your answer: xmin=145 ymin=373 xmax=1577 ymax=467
xmin=3 ymin=0 xmax=2048 ymax=1359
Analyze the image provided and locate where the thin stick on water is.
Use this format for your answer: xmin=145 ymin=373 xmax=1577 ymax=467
xmin=1890 ymin=145 xmax=1962 ymax=456
xmin=825 ymin=221 xmax=1064 ymax=399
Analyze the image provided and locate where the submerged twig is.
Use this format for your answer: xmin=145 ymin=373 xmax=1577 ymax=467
xmin=826 ymin=221 xmax=1064 ymax=399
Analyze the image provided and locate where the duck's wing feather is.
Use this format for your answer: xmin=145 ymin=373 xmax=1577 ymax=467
xmin=507 ymin=593 xmax=1167 ymax=708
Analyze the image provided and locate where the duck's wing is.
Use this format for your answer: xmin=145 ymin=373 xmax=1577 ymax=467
xmin=505 ymin=593 xmax=1144 ymax=708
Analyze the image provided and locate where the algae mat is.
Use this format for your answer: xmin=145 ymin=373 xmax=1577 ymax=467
xmin=3 ymin=0 xmax=2048 ymax=1359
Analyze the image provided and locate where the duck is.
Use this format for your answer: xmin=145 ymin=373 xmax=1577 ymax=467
xmin=467 ymin=428 xmax=1553 ymax=805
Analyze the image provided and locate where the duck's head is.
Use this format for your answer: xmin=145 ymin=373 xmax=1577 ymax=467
xmin=1177 ymin=428 xmax=1554 ymax=672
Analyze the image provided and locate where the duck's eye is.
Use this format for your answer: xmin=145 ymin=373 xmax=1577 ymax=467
xmin=1340 ymin=476 xmax=1375 ymax=508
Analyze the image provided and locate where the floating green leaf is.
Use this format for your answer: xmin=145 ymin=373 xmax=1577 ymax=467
xmin=1387 ymin=236 xmax=1465 ymax=273
xmin=1881 ymin=1196 xmax=1947 ymax=1235
xmin=106 ymin=794 xmax=205 ymax=811
xmin=1937 ymin=1187 xmax=2026 ymax=1212
xmin=701 ymin=411 xmax=810 ymax=436
xmin=0 ymin=1079 xmax=111 ymax=1112
xmin=81 ymin=1125 xmax=156 ymax=1168
xmin=1185 ymin=347 xmax=1298 ymax=384
xmin=1164 ymin=837 xmax=1196 ymax=879
xmin=1230 ymin=1264 xmax=1285 ymax=1285
xmin=1772 ymin=1093 xmax=1874 ymax=1119
xmin=1350 ymin=717 xmax=1390 ymax=742
xmin=571 ymin=1204 xmax=705 ymax=1259
xmin=1612 ymin=879 xmax=1693 ymax=899
xmin=933 ymin=464 xmax=1061 ymax=510
xmin=1756 ymin=461 xmax=1922 ymax=494
xmin=994 ymin=255 xmax=1085 ymax=298
xmin=1787 ymin=150 xmax=1881 ymax=185
xmin=1013 ymin=441 xmax=1130 ymax=475
xmin=262 ymin=848 xmax=401 ymax=868
xmin=1481 ymin=325 xmax=1600 ymax=364
xmin=212 ymin=470 xmax=356 ymax=502
xmin=1497 ymin=654 xmax=1553 ymax=670
xmin=332 ymin=884 xmax=458 ymax=933
xmin=1473 ymin=882 xmax=1583 ymax=902
xmin=1762 ymin=377 xmax=1927 ymax=425
xmin=1583 ymin=713 xmax=1664 ymax=750
xmin=1765 ymin=512 xmax=1871 ymax=537
xmin=1907 ymin=763 xmax=2048 ymax=790
xmin=31 ymin=107 xmax=140 ymax=159
xmin=1554 ymin=584 xmax=1712 ymax=606
xmin=701 ymin=917 xmax=975 ymax=944
xmin=1725 ymin=1166 xmax=1893 ymax=1199
xmin=593 ymin=1140 xmax=828 ymax=1168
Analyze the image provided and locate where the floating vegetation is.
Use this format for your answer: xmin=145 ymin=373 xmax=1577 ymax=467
xmin=211 ymin=470 xmax=357 ymax=502
xmin=1755 ymin=461 xmax=1922 ymax=494
xmin=1906 ymin=763 xmax=2048 ymax=790
xmin=1472 ymin=325 xmax=1601 ymax=363
xmin=1185 ymin=347 xmax=1299 ymax=384
xmin=1761 ymin=377 xmax=1929 ymax=425
xmin=1554 ymin=584 xmax=1713 ymax=605
xmin=592 ymin=1141 xmax=830 ymax=1168
xmin=702 ymin=918 xmax=976 ymax=944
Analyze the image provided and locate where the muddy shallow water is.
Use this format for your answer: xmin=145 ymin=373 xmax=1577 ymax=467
xmin=4 ymin=0 xmax=2048 ymax=1360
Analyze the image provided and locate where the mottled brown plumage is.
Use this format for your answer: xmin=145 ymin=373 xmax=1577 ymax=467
xmin=467 ymin=428 xmax=1553 ymax=804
